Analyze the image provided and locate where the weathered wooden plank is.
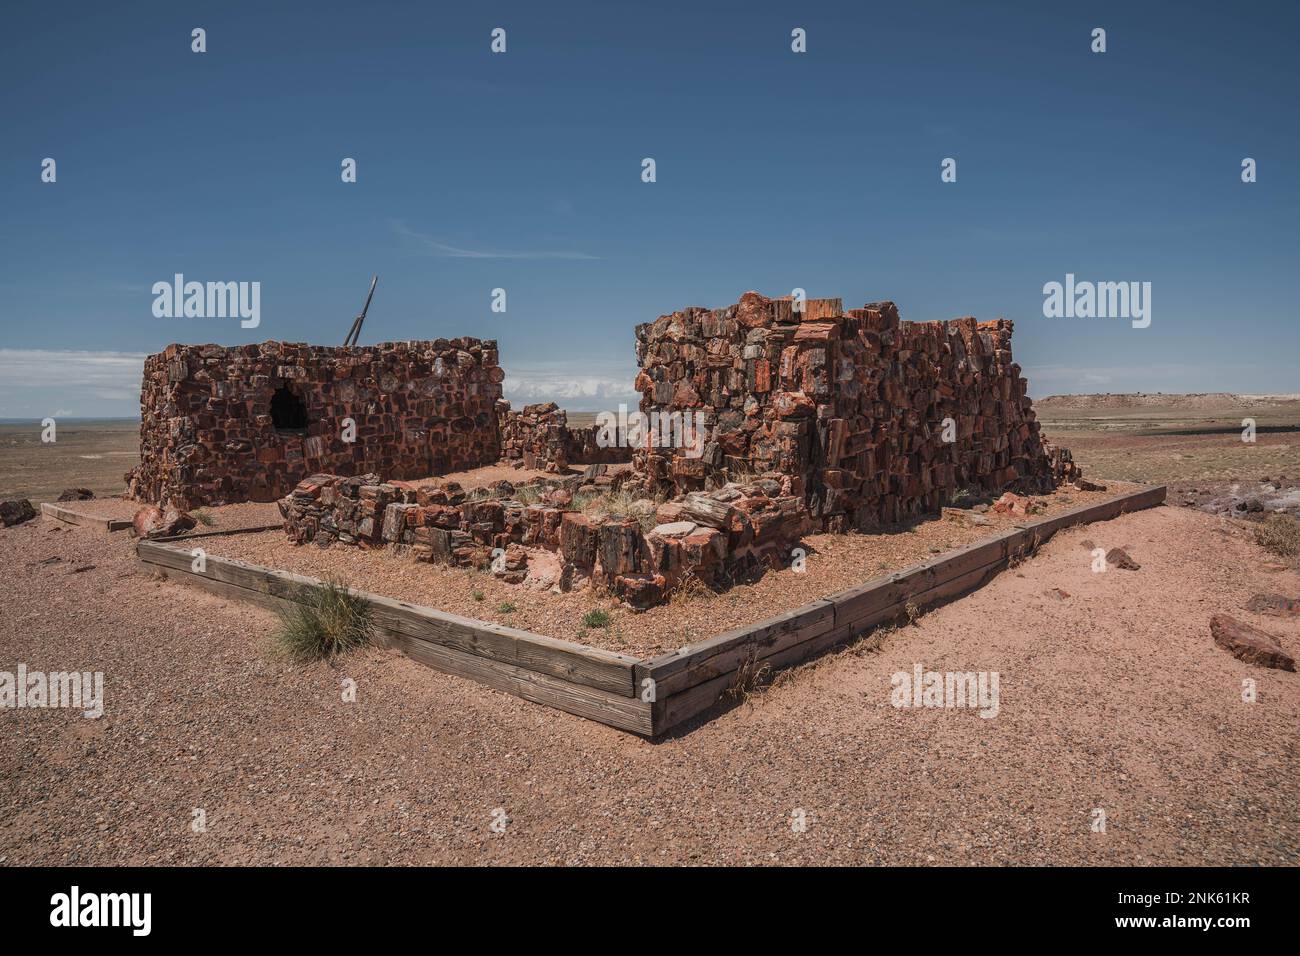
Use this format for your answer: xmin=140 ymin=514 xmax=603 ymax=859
xmin=637 ymin=599 xmax=836 ymax=698
xmin=41 ymin=502 xmax=131 ymax=532
xmin=390 ymin=632 xmax=652 ymax=735
xmin=137 ymin=558 xmax=295 ymax=615
xmin=827 ymin=534 xmax=1011 ymax=628
xmin=366 ymin=595 xmax=637 ymax=696
xmin=137 ymin=540 xmax=638 ymax=697
xmin=651 ymin=556 xmax=1014 ymax=734
xmin=651 ymin=670 xmax=734 ymax=733
xmin=138 ymin=540 xmax=322 ymax=603
xmin=137 ymin=548 xmax=650 ymax=732
xmin=649 ymin=485 xmax=1167 ymax=734
xmin=152 ymin=523 xmax=282 ymax=542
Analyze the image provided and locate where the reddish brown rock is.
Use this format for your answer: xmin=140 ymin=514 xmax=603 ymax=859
xmin=1105 ymin=547 xmax=1141 ymax=571
xmin=1245 ymin=593 xmax=1300 ymax=618
xmin=992 ymin=492 xmax=1031 ymax=517
xmin=1209 ymin=615 xmax=1296 ymax=671
xmin=0 ymin=499 xmax=37 ymax=528
xmin=559 ymin=513 xmax=599 ymax=569
xmin=133 ymin=505 xmax=197 ymax=539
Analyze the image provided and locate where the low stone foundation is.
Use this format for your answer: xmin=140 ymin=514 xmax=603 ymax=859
xmin=278 ymin=469 xmax=809 ymax=610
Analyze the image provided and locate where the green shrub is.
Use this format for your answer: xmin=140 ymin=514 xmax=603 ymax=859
xmin=581 ymin=609 xmax=612 ymax=628
xmin=497 ymin=602 xmax=517 ymax=614
xmin=274 ymin=578 xmax=372 ymax=662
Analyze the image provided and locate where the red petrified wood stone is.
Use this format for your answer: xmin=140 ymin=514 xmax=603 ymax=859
xmin=1209 ymin=614 xmax=1296 ymax=671
xmin=125 ymin=338 xmax=504 ymax=510
xmin=631 ymin=291 xmax=1080 ymax=531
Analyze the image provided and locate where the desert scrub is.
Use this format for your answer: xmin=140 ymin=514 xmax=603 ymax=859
xmin=1255 ymin=514 xmax=1300 ymax=557
xmin=274 ymin=578 xmax=372 ymax=662
xmin=570 ymin=489 xmax=663 ymax=531
xmin=581 ymin=609 xmax=612 ymax=629
xmin=726 ymin=653 xmax=772 ymax=702
xmin=668 ymin=570 xmax=715 ymax=606
xmin=192 ymin=510 xmax=215 ymax=527
xmin=471 ymin=589 xmax=485 ymax=602
xmin=512 ymin=484 xmax=545 ymax=505
xmin=497 ymin=601 xmax=517 ymax=614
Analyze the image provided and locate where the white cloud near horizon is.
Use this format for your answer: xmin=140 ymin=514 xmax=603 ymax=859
xmin=391 ymin=220 xmax=601 ymax=260
xmin=0 ymin=349 xmax=639 ymax=417
xmin=2 ymin=350 xmax=1273 ymax=419
xmin=0 ymin=349 xmax=147 ymax=417
xmin=501 ymin=358 xmax=639 ymax=412
xmin=1020 ymin=362 xmax=1214 ymax=397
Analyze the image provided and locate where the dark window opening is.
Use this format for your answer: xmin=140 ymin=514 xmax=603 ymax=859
xmin=271 ymin=385 xmax=309 ymax=432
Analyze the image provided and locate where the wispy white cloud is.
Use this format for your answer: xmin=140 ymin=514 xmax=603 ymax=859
xmin=501 ymin=359 xmax=638 ymax=412
xmin=391 ymin=220 xmax=600 ymax=260
xmin=0 ymin=349 xmax=146 ymax=417
xmin=0 ymin=348 xmax=641 ymax=417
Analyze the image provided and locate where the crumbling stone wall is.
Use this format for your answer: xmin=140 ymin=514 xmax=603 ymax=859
xmin=497 ymin=400 xmax=633 ymax=472
xmin=633 ymin=293 xmax=1079 ymax=531
xmin=497 ymin=400 xmax=572 ymax=472
xmin=269 ymin=291 xmax=1083 ymax=613
xmin=280 ymin=469 xmax=808 ymax=610
xmin=127 ymin=339 xmax=504 ymax=509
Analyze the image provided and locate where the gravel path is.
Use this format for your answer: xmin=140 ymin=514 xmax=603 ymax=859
xmin=1 ymin=502 xmax=1296 ymax=865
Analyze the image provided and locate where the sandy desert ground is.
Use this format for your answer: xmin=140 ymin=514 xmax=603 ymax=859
xmin=1 ymin=398 xmax=1297 ymax=865
xmin=1 ymin=499 xmax=1296 ymax=865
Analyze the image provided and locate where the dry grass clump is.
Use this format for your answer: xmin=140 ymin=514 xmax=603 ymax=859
xmin=571 ymin=489 xmax=663 ymax=531
xmin=726 ymin=654 xmax=772 ymax=702
xmin=668 ymin=570 xmax=717 ymax=606
xmin=1255 ymin=514 xmax=1300 ymax=557
xmin=465 ymin=482 xmax=546 ymax=505
xmin=274 ymin=578 xmax=373 ymax=662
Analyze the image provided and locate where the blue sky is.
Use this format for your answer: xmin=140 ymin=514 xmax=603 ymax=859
xmin=1 ymin=0 xmax=1296 ymax=417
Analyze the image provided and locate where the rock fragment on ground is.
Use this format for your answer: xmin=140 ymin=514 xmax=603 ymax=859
xmin=133 ymin=505 xmax=197 ymax=539
xmin=1105 ymin=547 xmax=1140 ymax=570
xmin=0 ymin=499 xmax=38 ymax=528
xmin=57 ymin=488 xmax=95 ymax=501
xmin=1209 ymin=614 xmax=1296 ymax=670
xmin=1245 ymin=593 xmax=1299 ymax=618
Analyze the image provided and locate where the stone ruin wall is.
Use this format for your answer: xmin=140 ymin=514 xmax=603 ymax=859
xmin=279 ymin=468 xmax=806 ymax=610
xmin=633 ymin=292 xmax=1079 ymax=531
xmin=188 ymin=290 xmax=1083 ymax=612
xmin=497 ymin=400 xmax=633 ymax=473
xmin=127 ymin=338 xmax=504 ymax=510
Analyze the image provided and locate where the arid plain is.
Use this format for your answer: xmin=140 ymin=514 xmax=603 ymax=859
xmin=1 ymin=395 xmax=1297 ymax=865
